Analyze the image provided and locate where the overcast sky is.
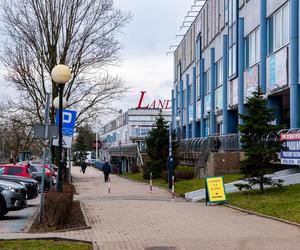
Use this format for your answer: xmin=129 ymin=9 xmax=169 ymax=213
xmin=110 ymin=0 xmax=197 ymax=111
xmin=0 ymin=0 xmax=198 ymax=115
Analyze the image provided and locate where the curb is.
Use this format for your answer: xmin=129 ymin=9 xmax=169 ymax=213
xmin=0 ymin=236 xmax=93 ymax=245
xmin=23 ymin=207 xmax=39 ymax=233
xmin=224 ymin=204 xmax=300 ymax=228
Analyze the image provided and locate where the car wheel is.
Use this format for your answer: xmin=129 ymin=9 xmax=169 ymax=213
xmin=0 ymin=195 xmax=8 ymax=217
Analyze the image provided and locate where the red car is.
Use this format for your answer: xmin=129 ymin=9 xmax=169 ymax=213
xmin=0 ymin=164 xmax=31 ymax=178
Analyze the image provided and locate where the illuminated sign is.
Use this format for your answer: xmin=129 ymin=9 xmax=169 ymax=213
xmin=205 ymin=176 xmax=227 ymax=203
xmin=137 ymin=91 xmax=171 ymax=109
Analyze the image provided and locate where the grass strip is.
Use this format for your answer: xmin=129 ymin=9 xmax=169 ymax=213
xmin=227 ymin=184 xmax=300 ymax=224
xmin=0 ymin=239 xmax=92 ymax=250
xmin=122 ymin=172 xmax=242 ymax=196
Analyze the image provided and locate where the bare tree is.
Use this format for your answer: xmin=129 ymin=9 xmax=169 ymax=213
xmin=0 ymin=0 xmax=131 ymax=126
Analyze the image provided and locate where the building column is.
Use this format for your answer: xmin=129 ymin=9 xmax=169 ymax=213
xmin=290 ymin=0 xmax=299 ymax=128
xmin=200 ymin=59 xmax=205 ymax=137
xmin=223 ymin=35 xmax=229 ymax=134
xmin=260 ymin=0 xmax=267 ymax=93
xmin=238 ymin=18 xmax=245 ymax=125
xmin=192 ymin=67 xmax=197 ymax=138
xmin=171 ymin=89 xmax=175 ymax=130
xmin=186 ymin=74 xmax=190 ymax=139
xmin=180 ymin=79 xmax=184 ymax=131
xmin=210 ymin=48 xmax=216 ymax=134
xmin=175 ymin=85 xmax=179 ymax=132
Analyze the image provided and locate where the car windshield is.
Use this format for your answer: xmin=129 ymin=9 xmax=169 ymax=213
xmin=0 ymin=167 xmax=4 ymax=176
xmin=30 ymin=164 xmax=47 ymax=172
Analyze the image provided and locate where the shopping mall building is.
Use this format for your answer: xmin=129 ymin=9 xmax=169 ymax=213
xmin=172 ymin=0 xmax=297 ymax=138
xmin=99 ymin=94 xmax=171 ymax=172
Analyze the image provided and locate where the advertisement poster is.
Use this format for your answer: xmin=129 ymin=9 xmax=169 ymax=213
xmin=244 ymin=64 xmax=259 ymax=103
xmin=189 ymin=104 xmax=193 ymax=122
xmin=228 ymin=78 xmax=238 ymax=107
xmin=267 ymin=47 xmax=288 ymax=93
xmin=205 ymin=176 xmax=227 ymax=203
xmin=280 ymin=133 xmax=300 ymax=165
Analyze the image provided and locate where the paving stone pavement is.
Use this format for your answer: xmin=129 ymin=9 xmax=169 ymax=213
xmin=0 ymin=198 xmax=39 ymax=233
xmin=1 ymin=166 xmax=300 ymax=249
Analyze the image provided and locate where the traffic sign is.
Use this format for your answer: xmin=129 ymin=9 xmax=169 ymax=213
xmin=55 ymin=109 xmax=77 ymax=136
xmin=52 ymin=135 xmax=72 ymax=149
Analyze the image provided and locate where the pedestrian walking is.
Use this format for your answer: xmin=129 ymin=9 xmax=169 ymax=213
xmin=102 ymin=160 xmax=111 ymax=182
xmin=81 ymin=160 xmax=87 ymax=174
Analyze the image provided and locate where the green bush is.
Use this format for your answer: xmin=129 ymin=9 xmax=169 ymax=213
xmin=131 ymin=164 xmax=140 ymax=173
xmin=161 ymin=169 xmax=194 ymax=182
xmin=142 ymin=160 xmax=162 ymax=179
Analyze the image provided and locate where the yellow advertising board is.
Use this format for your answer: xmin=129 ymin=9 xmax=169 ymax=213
xmin=205 ymin=176 xmax=227 ymax=203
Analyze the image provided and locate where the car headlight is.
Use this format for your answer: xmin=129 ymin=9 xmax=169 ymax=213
xmin=0 ymin=185 xmax=17 ymax=192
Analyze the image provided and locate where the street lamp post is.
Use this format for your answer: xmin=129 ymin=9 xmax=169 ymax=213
xmin=51 ymin=64 xmax=72 ymax=192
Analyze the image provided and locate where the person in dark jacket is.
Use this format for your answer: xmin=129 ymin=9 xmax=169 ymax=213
xmin=102 ymin=160 xmax=111 ymax=182
xmin=81 ymin=160 xmax=87 ymax=174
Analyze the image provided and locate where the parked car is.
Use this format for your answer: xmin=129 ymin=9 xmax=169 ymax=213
xmin=0 ymin=164 xmax=31 ymax=178
xmin=24 ymin=163 xmax=55 ymax=189
xmin=29 ymin=161 xmax=58 ymax=172
xmin=0 ymin=180 xmax=27 ymax=217
xmin=0 ymin=175 xmax=38 ymax=200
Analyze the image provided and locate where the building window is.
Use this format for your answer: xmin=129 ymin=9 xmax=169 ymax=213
xmin=215 ymin=86 xmax=223 ymax=110
xmin=204 ymin=69 xmax=211 ymax=94
xmin=245 ymin=28 xmax=260 ymax=68
xmin=228 ymin=0 xmax=237 ymax=77
xmin=183 ymin=89 xmax=186 ymax=108
xmin=188 ymin=85 xmax=192 ymax=105
xmin=216 ymin=59 xmax=223 ymax=87
xmin=268 ymin=3 xmax=289 ymax=54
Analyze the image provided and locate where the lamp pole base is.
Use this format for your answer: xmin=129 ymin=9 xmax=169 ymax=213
xmin=56 ymin=180 xmax=63 ymax=192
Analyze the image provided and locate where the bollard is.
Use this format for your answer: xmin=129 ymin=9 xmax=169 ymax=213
xmin=150 ymin=172 xmax=153 ymax=193
xmin=108 ymin=177 xmax=111 ymax=193
xmin=171 ymin=175 xmax=175 ymax=202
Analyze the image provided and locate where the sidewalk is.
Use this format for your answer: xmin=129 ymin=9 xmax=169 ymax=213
xmin=1 ymin=166 xmax=300 ymax=249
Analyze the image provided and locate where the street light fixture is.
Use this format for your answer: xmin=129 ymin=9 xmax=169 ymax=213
xmin=51 ymin=64 xmax=72 ymax=192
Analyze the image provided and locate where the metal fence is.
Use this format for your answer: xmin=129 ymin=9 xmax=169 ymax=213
xmin=179 ymin=134 xmax=240 ymax=159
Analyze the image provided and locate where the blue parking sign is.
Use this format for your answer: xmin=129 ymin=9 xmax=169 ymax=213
xmin=55 ymin=109 xmax=77 ymax=136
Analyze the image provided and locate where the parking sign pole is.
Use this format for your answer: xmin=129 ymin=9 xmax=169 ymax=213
xmin=39 ymin=92 xmax=50 ymax=223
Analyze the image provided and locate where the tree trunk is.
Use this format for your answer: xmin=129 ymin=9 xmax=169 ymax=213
xmin=259 ymin=177 xmax=264 ymax=193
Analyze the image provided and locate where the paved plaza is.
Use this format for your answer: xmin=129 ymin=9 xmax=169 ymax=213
xmin=0 ymin=166 xmax=300 ymax=249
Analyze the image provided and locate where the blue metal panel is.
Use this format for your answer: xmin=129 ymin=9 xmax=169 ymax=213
xmin=200 ymin=59 xmax=205 ymax=137
xmin=180 ymin=80 xmax=184 ymax=129
xmin=290 ymin=0 xmax=299 ymax=128
xmin=260 ymin=0 xmax=267 ymax=93
xmin=192 ymin=67 xmax=197 ymax=138
xmin=210 ymin=48 xmax=216 ymax=134
xmin=222 ymin=35 xmax=229 ymax=134
xmin=186 ymin=74 xmax=190 ymax=139
xmin=238 ymin=18 xmax=245 ymax=125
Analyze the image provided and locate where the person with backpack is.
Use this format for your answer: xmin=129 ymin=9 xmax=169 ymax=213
xmin=81 ymin=160 xmax=87 ymax=174
xmin=102 ymin=160 xmax=111 ymax=182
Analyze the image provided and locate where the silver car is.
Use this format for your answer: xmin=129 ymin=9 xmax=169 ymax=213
xmin=0 ymin=180 xmax=27 ymax=217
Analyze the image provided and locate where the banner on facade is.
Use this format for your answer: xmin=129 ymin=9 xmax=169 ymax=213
xmin=244 ymin=64 xmax=259 ymax=103
xmin=280 ymin=133 xmax=300 ymax=165
xmin=267 ymin=46 xmax=288 ymax=93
